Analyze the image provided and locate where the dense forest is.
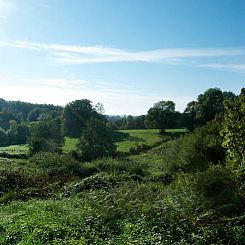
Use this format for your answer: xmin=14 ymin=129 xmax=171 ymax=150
xmin=0 ymin=87 xmax=244 ymax=244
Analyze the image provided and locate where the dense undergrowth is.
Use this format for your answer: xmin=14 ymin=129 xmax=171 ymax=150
xmin=0 ymin=118 xmax=245 ymax=244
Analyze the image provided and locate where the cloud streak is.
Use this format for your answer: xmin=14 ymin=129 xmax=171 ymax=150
xmin=198 ymin=63 xmax=245 ymax=73
xmin=24 ymin=78 xmax=89 ymax=89
xmin=1 ymin=40 xmax=245 ymax=65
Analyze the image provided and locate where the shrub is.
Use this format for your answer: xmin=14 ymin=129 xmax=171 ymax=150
xmin=155 ymin=120 xmax=225 ymax=173
xmin=93 ymin=158 xmax=149 ymax=177
xmin=194 ymin=165 xmax=240 ymax=209
xmin=0 ymin=169 xmax=74 ymax=202
xmin=64 ymin=173 xmax=132 ymax=196
xmin=221 ymin=88 xmax=245 ymax=168
xmin=30 ymin=152 xmax=80 ymax=175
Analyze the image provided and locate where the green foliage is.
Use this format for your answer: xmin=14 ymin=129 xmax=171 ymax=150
xmin=0 ymin=168 xmax=74 ymax=202
xmin=107 ymin=115 xmax=147 ymax=130
xmin=184 ymin=88 xmax=236 ymax=129
xmin=93 ymin=158 xmax=149 ymax=177
xmin=194 ymin=165 xmax=240 ymax=209
xmin=221 ymin=88 xmax=245 ymax=168
xmin=0 ymin=144 xmax=29 ymax=156
xmin=65 ymin=173 xmax=133 ymax=196
xmin=0 ymin=89 xmax=245 ymax=244
xmin=7 ymin=122 xmax=29 ymax=145
xmin=0 ymin=127 xmax=7 ymax=146
xmin=62 ymin=99 xmax=103 ymax=138
xmin=145 ymin=100 xmax=176 ymax=134
xmin=115 ymin=129 xmax=171 ymax=152
xmin=1 ymin=172 xmax=245 ymax=244
xmin=196 ymin=88 xmax=224 ymax=125
xmin=28 ymin=119 xmax=63 ymax=154
xmin=153 ymin=120 xmax=225 ymax=173
xmin=0 ymin=109 xmax=16 ymax=130
xmin=76 ymin=118 xmax=116 ymax=161
xmin=30 ymin=152 xmax=86 ymax=177
xmin=62 ymin=137 xmax=79 ymax=153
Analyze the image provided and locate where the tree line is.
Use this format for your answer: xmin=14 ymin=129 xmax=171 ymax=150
xmin=0 ymin=87 xmax=241 ymax=161
xmin=107 ymin=87 xmax=236 ymax=132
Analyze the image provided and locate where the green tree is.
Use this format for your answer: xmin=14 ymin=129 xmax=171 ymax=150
xmin=134 ymin=115 xmax=146 ymax=129
xmin=7 ymin=121 xmax=29 ymax=145
xmin=0 ymin=109 xmax=16 ymax=130
xmin=0 ymin=127 xmax=7 ymax=146
xmin=62 ymin=99 xmax=103 ymax=137
xmin=145 ymin=100 xmax=176 ymax=134
xmin=184 ymin=88 xmax=236 ymax=129
xmin=195 ymin=88 xmax=224 ymax=125
xmin=76 ymin=118 xmax=116 ymax=161
xmin=28 ymin=119 xmax=63 ymax=154
xmin=184 ymin=101 xmax=198 ymax=131
xmin=221 ymin=88 xmax=245 ymax=168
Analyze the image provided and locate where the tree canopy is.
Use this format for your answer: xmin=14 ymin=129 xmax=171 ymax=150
xmin=76 ymin=118 xmax=116 ymax=161
xmin=184 ymin=88 xmax=236 ymax=129
xmin=62 ymin=99 xmax=104 ymax=138
xmin=145 ymin=100 xmax=176 ymax=134
xmin=221 ymin=88 xmax=245 ymax=167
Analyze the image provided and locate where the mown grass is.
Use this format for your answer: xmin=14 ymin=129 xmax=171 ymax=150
xmin=62 ymin=129 xmax=187 ymax=154
xmin=115 ymin=128 xmax=187 ymax=152
xmin=62 ymin=137 xmax=79 ymax=153
xmin=115 ymin=129 xmax=160 ymax=152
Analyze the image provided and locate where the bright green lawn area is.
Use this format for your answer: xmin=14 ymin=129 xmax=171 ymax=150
xmin=115 ymin=129 xmax=161 ymax=152
xmin=115 ymin=128 xmax=187 ymax=152
xmin=62 ymin=137 xmax=79 ymax=153
xmin=62 ymin=129 xmax=187 ymax=153
xmin=0 ymin=144 xmax=29 ymax=155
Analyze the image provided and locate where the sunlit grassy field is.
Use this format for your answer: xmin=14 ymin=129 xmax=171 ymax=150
xmin=62 ymin=137 xmax=79 ymax=153
xmin=0 ymin=144 xmax=29 ymax=155
xmin=62 ymin=129 xmax=187 ymax=153
xmin=115 ymin=129 xmax=161 ymax=152
xmin=115 ymin=128 xmax=187 ymax=152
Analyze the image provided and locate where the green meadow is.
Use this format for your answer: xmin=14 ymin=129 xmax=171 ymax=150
xmin=0 ymin=144 xmax=29 ymax=155
xmin=115 ymin=129 xmax=186 ymax=152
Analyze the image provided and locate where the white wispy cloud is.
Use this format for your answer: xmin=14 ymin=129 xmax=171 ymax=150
xmin=0 ymin=40 xmax=245 ymax=65
xmin=24 ymin=78 xmax=89 ymax=89
xmin=198 ymin=63 xmax=245 ymax=73
xmin=39 ymin=4 xmax=49 ymax=8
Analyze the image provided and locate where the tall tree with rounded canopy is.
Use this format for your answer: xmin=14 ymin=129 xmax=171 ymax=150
xmin=196 ymin=88 xmax=224 ymax=125
xmin=62 ymin=99 xmax=103 ymax=138
xmin=145 ymin=100 xmax=176 ymax=134
xmin=77 ymin=118 xmax=116 ymax=161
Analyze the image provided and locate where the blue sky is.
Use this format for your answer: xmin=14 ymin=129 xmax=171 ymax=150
xmin=0 ymin=0 xmax=244 ymax=115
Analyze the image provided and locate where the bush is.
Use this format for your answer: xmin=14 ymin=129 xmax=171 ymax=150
xmin=221 ymin=88 xmax=245 ymax=168
xmin=30 ymin=152 xmax=100 ymax=178
xmin=194 ymin=166 xmax=240 ymax=209
xmin=0 ymin=169 xmax=73 ymax=202
xmin=155 ymin=120 xmax=225 ymax=173
xmin=30 ymin=152 xmax=79 ymax=174
xmin=93 ymin=158 xmax=149 ymax=177
xmin=64 ymin=173 xmax=133 ymax=196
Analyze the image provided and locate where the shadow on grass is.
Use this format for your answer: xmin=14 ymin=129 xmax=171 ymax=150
xmin=111 ymin=131 xmax=143 ymax=143
xmin=161 ymin=131 xmax=187 ymax=139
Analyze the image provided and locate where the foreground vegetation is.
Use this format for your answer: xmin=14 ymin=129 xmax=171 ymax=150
xmin=0 ymin=88 xmax=244 ymax=244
